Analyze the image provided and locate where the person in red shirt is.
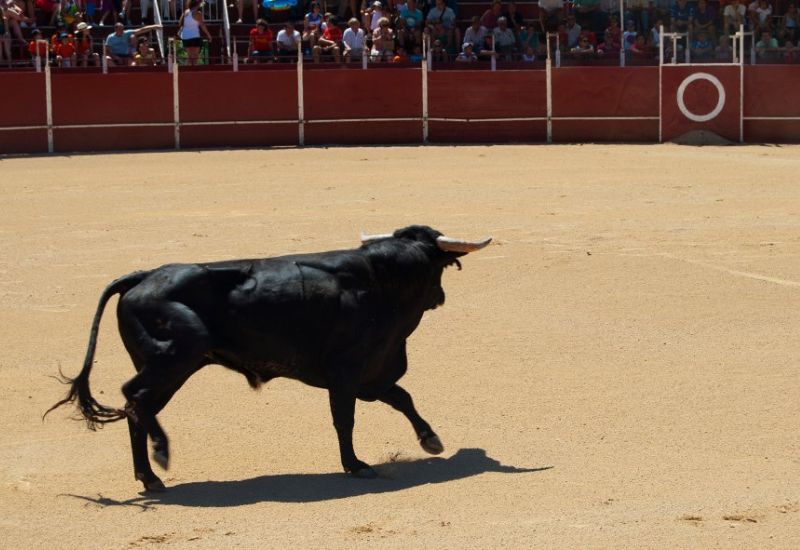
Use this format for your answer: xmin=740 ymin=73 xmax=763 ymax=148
xmin=247 ymin=18 xmax=274 ymax=63
xmin=312 ymin=13 xmax=341 ymax=63
xmin=55 ymin=32 xmax=76 ymax=67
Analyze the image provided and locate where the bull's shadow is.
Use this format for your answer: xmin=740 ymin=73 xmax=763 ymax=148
xmin=86 ymin=448 xmax=550 ymax=508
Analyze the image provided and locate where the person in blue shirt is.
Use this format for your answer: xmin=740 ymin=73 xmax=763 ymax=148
xmin=670 ymin=0 xmax=694 ymax=33
xmin=105 ymin=22 xmax=162 ymax=66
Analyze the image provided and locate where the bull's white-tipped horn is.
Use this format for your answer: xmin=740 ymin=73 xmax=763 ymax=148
xmin=436 ymin=236 xmax=492 ymax=253
xmin=360 ymin=231 xmax=394 ymax=244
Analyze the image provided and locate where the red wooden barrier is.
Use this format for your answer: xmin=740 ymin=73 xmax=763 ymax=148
xmin=51 ymin=72 xmax=173 ymax=152
xmin=0 ymin=72 xmax=47 ymax=153
xmin=428 ymin=70 xmax=547 ymax=143
xmin=179 ymin=70 xmax=298 ymax=148
xmin=744 ymin=66 xmax=800 ymax=143
xmin=303 ymin=68 xmax=422 ymax=145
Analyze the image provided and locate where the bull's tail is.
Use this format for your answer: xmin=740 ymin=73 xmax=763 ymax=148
xmin=43 ymin=270 xmax=151 ymax=430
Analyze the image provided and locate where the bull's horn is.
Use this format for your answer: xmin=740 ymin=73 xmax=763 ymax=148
xmin=360 ymin=231 xmax=394 ymax=244
xmin=436 ymin=236 xmax=492 ymax=253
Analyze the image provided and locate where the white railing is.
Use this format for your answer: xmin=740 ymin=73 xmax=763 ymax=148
xmin=153 ymin=0 xmax=166 ymax=62
xmin=221 ymin=0 xmax=232 ymax=63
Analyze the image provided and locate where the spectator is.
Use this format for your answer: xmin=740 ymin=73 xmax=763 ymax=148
xmin=395 ymin=15 xmax=415 ymax=51
xmin=3 ymin=0 xmax=32 ymax=48
xmin=503 ymin=1 xmax=524 ymax=33
xmin=392 ymin=45 xmax=408 ymax=62
xmin=693 ymin=0 xmax=716 ymax=39
xmin=780 ymin=2 xmax=798 ymax=44
xmin=313 ymin=13 xmax=341 ymax=62
xmin=649 ymin=18 xmax=663 ymax=46
xmin=564 ymin=12 xmax=582 ymax=48
xmin=99 ymin=0 xmax=128 ymax=27
xmin=455 ymin=40 xmax=477 ymax=61
xmin=630 ymin=33 xmax=653 ymax=56
xmin=370 ymin=15 xmax=394 ymax=61
xmin=784 ymin=39 xmax=797 ymax=62
xmin=691 ymin=29 xmax=713 ymax=58
xmin=0 ymin=11 xmax=10 ymax=66
xmin=61 ymin=0 xmax=79 ymax=26
xmin=132 ymin=35 xmax=156 ymax=64
xmin=276 ymin=21 xmax=301 ymax=61
xmin=622 ymin=19 xmax=636 ymax=50
xmin=492 ymin=16 xmax=515 ymax=59
xmin=477 ymin=32 xmax=495 ymax=59
xmin=427 ymin=21 xmax=450 ymax=53
xmin=362 ymin=0 xmax=383 ymax=32
xmin=480 ymin=0 xmax=502 ymax=30
xmin=571 ymin=32 xmax=595 ymax=55
xmin=603 ymin=15 xmax=621 ymax=44
xmin=572 ymin=0 xmax=601 ymax=33
xmin=303 ymin=1 xmax=323 ymax=49
xmin=247 ymin=18 xmax=274 ymax=62
xmin=518 ymin=23 xmax=540 ymax=53
xmin=538 ymin=0 xmax=564 ymax=32
xmin=521 ymin=44 xmax=535 ymax=61
xmin=723 ymin=0 xmax=746 ymax=35
xmin=341 ymin=16 xmax=365 ymax=61
xmin=755 ymin=29 xmax=779 ymax=58
xmin=177 ymin=0 xmax=212 ymax=66
xmin=597 ymin=23 xmax=621 ymax=54
xmin=74 ymin=21 xmax=99 ymax=66
xmin=234 ymin=0 xmax=258 ymax=25
xmin=28 ymin=27 xmax=48 ymax=64
xmin=425 ymin=0 xmax=458 ymax=49
xmin=715 ymin=33 xmax=732 ymax=59
xmin=670 ymin=0 xmax=694 ymax=33
xmin=625 ymin=0 xmax=649 ymax=34
xmin=54 ymin=31 xmax=76 ymax=66
xmin=463 ymin=15 xmax=487 ymax=49
xmin=400 ymin=0 xmax=423 ymax=28
xmin=749 ymin=0 xmax=772 ymax=34
xmin=104 ymin=21 xmax=160 ymax=66
xmin=431 ymin=37 xmax=449 ymax=61
xmin=35 ymin=0 xmax=61 ymax=26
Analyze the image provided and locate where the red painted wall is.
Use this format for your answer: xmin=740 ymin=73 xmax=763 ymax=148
xmin=1 ymin=65 xmax=799 ymax=154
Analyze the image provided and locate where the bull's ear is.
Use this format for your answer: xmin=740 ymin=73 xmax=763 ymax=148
xmin=436 ymin=236 xmax=492 ymax=253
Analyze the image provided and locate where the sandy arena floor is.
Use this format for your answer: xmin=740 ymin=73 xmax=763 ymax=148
xmin=1 ymin=144 xmax=799 ymax=549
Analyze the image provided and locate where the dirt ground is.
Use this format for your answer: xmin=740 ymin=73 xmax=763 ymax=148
xmin=1 ymin=144 xmax=799 ymax=549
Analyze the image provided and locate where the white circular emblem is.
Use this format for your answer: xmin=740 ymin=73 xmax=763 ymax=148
xmin=676 ymin=73 xmax=726 ymax=122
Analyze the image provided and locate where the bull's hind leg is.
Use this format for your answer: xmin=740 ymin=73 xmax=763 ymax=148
xmin=118 ymin=299 xmax=209 ymax=491
xmin=378 ymin=384 xmax=444 ymax=455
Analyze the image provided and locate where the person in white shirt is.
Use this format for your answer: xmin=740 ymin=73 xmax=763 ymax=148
xmin=463 ymin=16 xmax=487 ymax=50
xmin=276 ymin=21 xmax=301 ymax=61
xmin=342 ymin=17 xmax=366 ymax=61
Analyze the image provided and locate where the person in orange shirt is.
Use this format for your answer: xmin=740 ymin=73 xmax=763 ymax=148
xmin=28 ymin=28 xmax=49 ymax=65
xmin=55 ymin=32 xmax=76 ymax=67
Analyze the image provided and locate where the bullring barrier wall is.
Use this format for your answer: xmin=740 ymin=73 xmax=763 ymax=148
xmin=0 ymin=65 xmax=798 ymax=154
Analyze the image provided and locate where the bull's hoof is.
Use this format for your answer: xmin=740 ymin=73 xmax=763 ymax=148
xmin=420 ymin=433 xmax=444 ymax=455
xmin=351 ymin=467 xmax=378 ymax=479
xmin=152 ymin=448 xmax=169 ymax=471
xmin=136 ymin=473 xmax=166 ymax=492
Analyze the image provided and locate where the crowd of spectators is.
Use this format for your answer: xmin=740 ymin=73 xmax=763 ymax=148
xmin=1 ymin=0 xmax=799 ymax=67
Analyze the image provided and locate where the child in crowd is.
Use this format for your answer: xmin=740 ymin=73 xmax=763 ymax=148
xmin=74 ymin=21 xmax=99 ymax=66
xmin=521 ymin=44 xmax=535 ymax=61
xmin=715 ymin=33 xmax=732 ymax=60
xmin=55 ymin=32 xmax=76 ymax=66
xmin=133 ymin=35 xmax=156 ymax=65
xmin=571 ymin=33 xmax=594 ymax=56
xmin=630 ymin=33 xmax=653 ymax=57
xmin=456 ymin=40 xmax=477 ymax=61
xmin=28 ymin=28 xmax=48 ymax=65
xmin=691 ymin=30 xmax=714 ymax=59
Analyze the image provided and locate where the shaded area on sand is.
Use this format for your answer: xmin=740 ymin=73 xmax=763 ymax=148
xmin=62 ymin=448 xmax=551 ymax=508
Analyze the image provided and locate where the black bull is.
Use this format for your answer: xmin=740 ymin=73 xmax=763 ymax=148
xmin=46 ymin=225 xmax=490 ymax=491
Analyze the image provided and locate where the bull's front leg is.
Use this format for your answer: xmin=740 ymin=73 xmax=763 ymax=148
xmin=328 ymin=385 xmax=377 ymax=479
xmin=378 ymin=384 xmax=444 ymax=455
